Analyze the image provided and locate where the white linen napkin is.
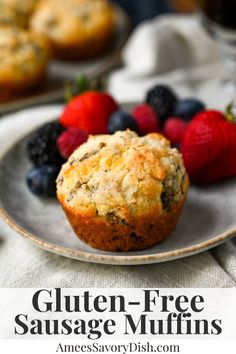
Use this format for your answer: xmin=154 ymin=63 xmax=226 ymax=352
xmin=108 ymin=14 xmax=223 ymax=105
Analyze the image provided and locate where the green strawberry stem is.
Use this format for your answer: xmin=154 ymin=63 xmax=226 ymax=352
xmin=75 ymin=75 xmax=90 ymax=94
xmin=64 ymin=82 xmax=74 ymax=103
xmin=64 ymin=74 xmax=107 ymax=103
xmin=226 ymin=101 xmax=236 ymax=123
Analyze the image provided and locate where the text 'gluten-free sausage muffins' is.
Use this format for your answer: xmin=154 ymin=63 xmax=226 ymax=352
xmin=30 ymin=0 xmax=115 ymax=60
xmin=57 ymin=130 xmax=189 ymax=252
xmin=0 ymin=27 xmax=49 ymax=102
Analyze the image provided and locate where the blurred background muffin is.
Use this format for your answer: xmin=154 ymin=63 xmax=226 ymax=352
xmin=0 ymin=0 xmax=38 ymax=27
xmin=0 ymin=28 xmax=49 ymax=102
xmin=0 ymin=0 xmax=38 ymax=16
xmin=0 ymin=3 xmax=25 ymax=27
xmin=0 ymin=0 xmax=198 ymax=103
xmin=30 ymin=0 xmax=116 ymax=60
xmin=170 ymin=0 xmax=196 ymax=13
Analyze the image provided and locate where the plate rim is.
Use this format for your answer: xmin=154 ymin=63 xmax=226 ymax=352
xmin=0 ymin=131 xmax=236 ymax=265
xmin=0 ymin=202 xmax=236 ymax=265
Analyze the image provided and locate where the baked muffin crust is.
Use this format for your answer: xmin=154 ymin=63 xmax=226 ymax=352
xmin=30 ymin=0 xmax=115 ymax=59
xmin=0 ymin=0 xmax=38 ymax=27
xmin=0 ymin=0 xmax=37 ymax=16
xmin=0 ymin=4 xmax=24 ymax=27
xmin=0 ymin=27 xmax=49 ymax=101
xmin=57 ymin=130 xmax=189 ymax=251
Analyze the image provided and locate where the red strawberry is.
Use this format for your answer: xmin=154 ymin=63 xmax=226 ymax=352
xmin=181 ymin=110 xmax=236 ymax=183
xmin=60 ymin=91 xmax=119 ymax=134
xmin=163 ymin=117 xmax=188 ymax=145
xmin=57 ymin=128 xmax=88 ymax=159
xmin=132 ymin=104 xmax=160 ymax=135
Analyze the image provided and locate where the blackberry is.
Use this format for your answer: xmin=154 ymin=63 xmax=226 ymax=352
xmin=146 ymin=85 xmax=178 ymax=125
xmin=27 ymin=122 xmax=65 ymax=166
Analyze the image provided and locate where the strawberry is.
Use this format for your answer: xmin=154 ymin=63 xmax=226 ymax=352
xmin=132 ymin=104 xmax=160 ymax=135
xmin=57 ymin=128 xmax=88 ymax=159
xmin=60 ymin=91 xmax=119 ymax=134
xmin=181 ymin=110 xmax=236 ymax=183
xmin=163 ymin=117 xmax=188 ymax=145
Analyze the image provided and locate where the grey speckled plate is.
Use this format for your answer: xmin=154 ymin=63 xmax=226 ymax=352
xmin=1 ymin=129 xmax=236 ymax=265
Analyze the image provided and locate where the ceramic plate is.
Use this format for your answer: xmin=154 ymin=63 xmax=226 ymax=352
xmin=0 ymin=5 xmax=130 ymax=116
xmin=0 ymin=111 xmax=236 ymax=265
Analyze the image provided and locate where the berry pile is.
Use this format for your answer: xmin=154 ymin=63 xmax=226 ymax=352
xmin=57 ymin=128 xmax=88 ymax=160
xmin=145 ymin=85 xmax=206 ymax=146
xmin=26 ymin=82 xmax=236 ymax=197
xmin=146 ymin=85 xmax=177 ymax=124
xmin=60 ymin=91 xmax=118 ymax=134
xmin=26 ymin=91 xmax=119 ymax=197
xmin=26 ymin=122 xmax=64 ymax=198
xmin=181 ymin=110 xmax=236 ymax=183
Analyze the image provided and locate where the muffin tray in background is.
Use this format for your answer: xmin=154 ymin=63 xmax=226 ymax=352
xmin=0 ymin=104 xmax=236 ymax=265
xmin=0 ymin=4 xmax=130 ymax=116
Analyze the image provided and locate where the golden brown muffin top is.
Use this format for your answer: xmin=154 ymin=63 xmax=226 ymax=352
xmin=0 ymin=3 xmax=24 ymax=27
xmin=57 ymin=131 xmax=188 ymax=220
xmin=0 ymin=0 xmax=38 ymax=16
xmin=0 ymin=27 xmax=49 ymax=80
xmin=31 ymin=0 xmax=115 ymax=46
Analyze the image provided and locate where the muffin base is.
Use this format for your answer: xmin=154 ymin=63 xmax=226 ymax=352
xmin=48 ymin=30 xmax=114 ymax=60
xmin=0 ymin=69 xmax=47 ymax=102
xmin=59 ymin=187 xmax=188 ymax=252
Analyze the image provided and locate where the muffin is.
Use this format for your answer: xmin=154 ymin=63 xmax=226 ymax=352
xmin=30 ymin=0 xmax=115 ymax=59
xmin=0 ymin=0 xmax=38 ymax=27
xmin=0 ymin=27 xmax=49 ymax=102
xmin=0 ymin=0 xmax=38 ymax=16
xmin=170 ymin=0 xmax=196 ymax=13
xmin=0 ymin=3 xmax=25 ymax=27
xmin=57 ymin=130 xmax=189 ymax=252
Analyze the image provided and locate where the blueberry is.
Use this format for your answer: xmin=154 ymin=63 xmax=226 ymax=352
xmin=174 ymin=98 xmax=205 ymax=121
xmin=26 ymin=164 xmax=60 ymax=198
xmin=108 ymin=111 xmax=139 ymax=134
xmin=146 ymin=85 xmax=178 ymax=124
